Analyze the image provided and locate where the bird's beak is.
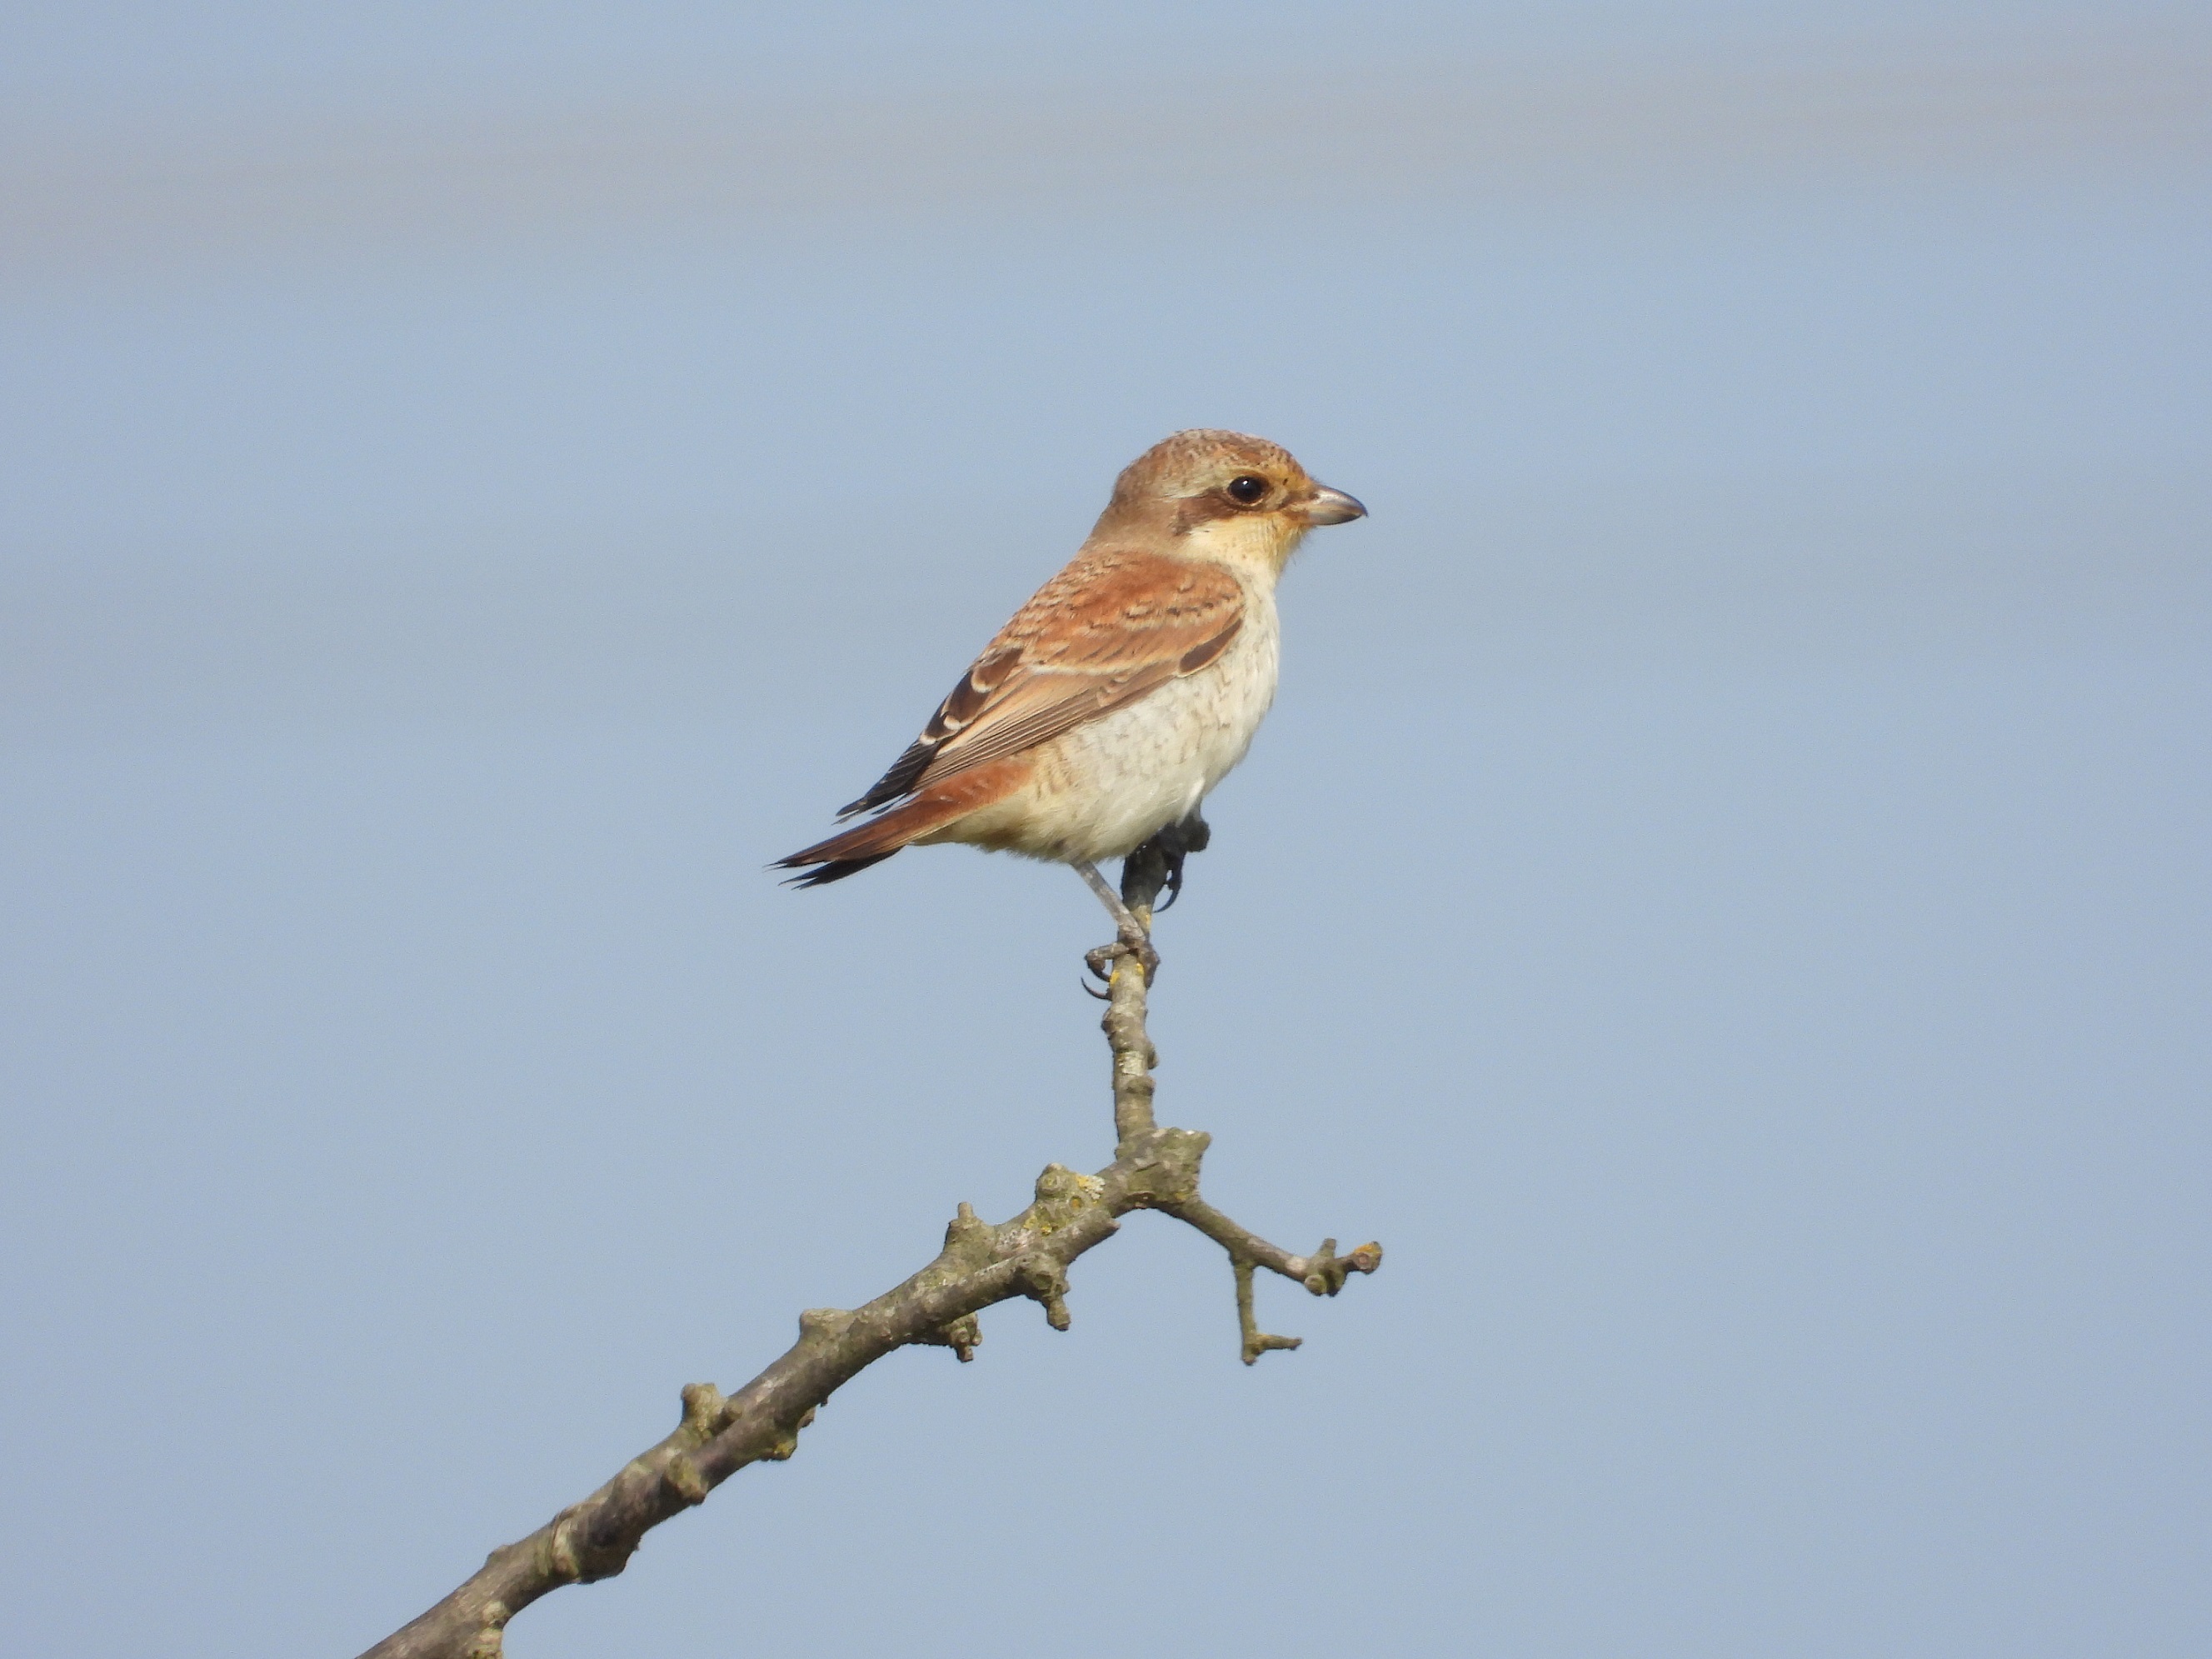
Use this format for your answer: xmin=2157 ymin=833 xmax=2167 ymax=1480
xmin=1301 ymin=484 xmax=1367 ymax=527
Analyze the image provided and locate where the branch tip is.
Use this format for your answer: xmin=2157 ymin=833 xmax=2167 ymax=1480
xmin=1013 ymin=1253 xmax=1073 ymax=1331
xmin=1232 ymin=1254 xmax=1306 ymax=1365
xmin=1297 ymin=1239 xmax=1386 ymax=1297
xmin=916 ymin=1312 xmax=981 ymax=1362
xmin=677 ymin=1382 xmax=728 ymax=1440
xmin=944 ymin=1200 xmax=990 ymax=1249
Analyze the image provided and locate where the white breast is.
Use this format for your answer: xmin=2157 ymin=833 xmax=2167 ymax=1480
xmin=941 ymin=580 xmax=1282 ymax=865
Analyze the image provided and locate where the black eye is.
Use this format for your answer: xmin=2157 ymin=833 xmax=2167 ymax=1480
xmin=1226 ymin=475 xmax=1268 ymax=505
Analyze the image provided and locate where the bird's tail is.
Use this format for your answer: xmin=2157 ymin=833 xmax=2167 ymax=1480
xmin=775 ymin=759 xmax=1029 ymax=887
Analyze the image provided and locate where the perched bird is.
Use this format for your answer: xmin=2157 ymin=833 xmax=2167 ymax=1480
xmin=776 ymin=428 xmax=1364 ymax=966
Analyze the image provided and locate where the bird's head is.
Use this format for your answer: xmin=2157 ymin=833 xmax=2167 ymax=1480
xmin=1090 ymin=429 xmax=1366 ymax=577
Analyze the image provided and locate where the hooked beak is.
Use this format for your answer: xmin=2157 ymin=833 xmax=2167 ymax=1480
xmin=1301 ymin=484 xmax=1367 ymax=527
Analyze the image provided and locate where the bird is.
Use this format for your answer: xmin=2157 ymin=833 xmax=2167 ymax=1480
xmin=776 ymin=428 xmax=1365 ymax=973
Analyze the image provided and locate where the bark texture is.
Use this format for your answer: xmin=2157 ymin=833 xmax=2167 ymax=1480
xmin=359 ymin=835 xmax=1381 ymax=1659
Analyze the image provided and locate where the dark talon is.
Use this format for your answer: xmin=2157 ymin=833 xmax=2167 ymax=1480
xmin=1142 ymin=812 xmax=1206 ymax=913
xmin=1155 ymin=844 xmax=1186 ymax=912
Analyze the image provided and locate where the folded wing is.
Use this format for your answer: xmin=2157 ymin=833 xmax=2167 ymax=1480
xmin=837 ymin=549 xmax=1246 ymax=817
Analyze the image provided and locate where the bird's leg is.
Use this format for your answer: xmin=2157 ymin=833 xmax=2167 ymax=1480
xmin=1074 ymin=858 xmax=1158 ymax=984
xmin=1074 ymin=857 xmax=1144 ymax=932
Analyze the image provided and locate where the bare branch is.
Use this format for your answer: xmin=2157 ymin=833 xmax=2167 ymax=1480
xmin=359 ymin=826 xmax=1381 ymax=1659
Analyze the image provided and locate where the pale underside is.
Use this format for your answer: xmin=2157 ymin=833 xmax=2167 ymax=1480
xmin=916 ymin=580 xmax=1281 ymax=864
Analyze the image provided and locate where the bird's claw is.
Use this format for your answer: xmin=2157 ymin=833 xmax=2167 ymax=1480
xmin=1084 ymin=922 xmax=1160 ymax=987
xmin=1154 ymin=844 xmax=1186 ymax=912
xmin=1145 ymin=812 xmax=1208 ymax=913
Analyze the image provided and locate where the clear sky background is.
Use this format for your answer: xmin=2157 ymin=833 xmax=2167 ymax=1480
xmin=2 ymin=5 xmax=2208 ymax=1656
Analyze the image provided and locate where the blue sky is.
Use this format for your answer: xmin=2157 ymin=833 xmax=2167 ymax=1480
xmin=2 ymin=6 xmax=2208 ymax=1657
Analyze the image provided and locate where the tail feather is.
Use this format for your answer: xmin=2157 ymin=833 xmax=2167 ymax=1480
xmin=776 ymin=759 xmax=1029 ymax=884
xmin=781 ymin=852 xmax=897 ymax=888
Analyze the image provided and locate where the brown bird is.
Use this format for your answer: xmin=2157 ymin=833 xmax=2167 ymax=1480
xmin=776 ymin=429 xmax=1364 ymax=966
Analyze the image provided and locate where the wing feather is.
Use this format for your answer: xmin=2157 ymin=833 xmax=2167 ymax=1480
xmin=841 ymin=550 xmax=1245 ymax=813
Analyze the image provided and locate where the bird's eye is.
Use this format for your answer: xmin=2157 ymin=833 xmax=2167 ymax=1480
xmin=1226 ymin=475 xmax=1268 ymax=505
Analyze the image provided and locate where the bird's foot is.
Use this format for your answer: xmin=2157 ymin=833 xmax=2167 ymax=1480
xmin=1083 ymin=918 xmax=1160 ymax=991
xmin=1146 ymin=812 xmax=1210 ymax=913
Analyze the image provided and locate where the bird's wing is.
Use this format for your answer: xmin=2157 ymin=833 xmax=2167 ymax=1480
xmin=839 ymin=549 xmax=1245 ymax=817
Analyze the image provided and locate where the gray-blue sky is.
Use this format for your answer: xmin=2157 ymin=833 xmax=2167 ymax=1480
xmin=2 ymin=6 xmax=2207 ymax=1657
